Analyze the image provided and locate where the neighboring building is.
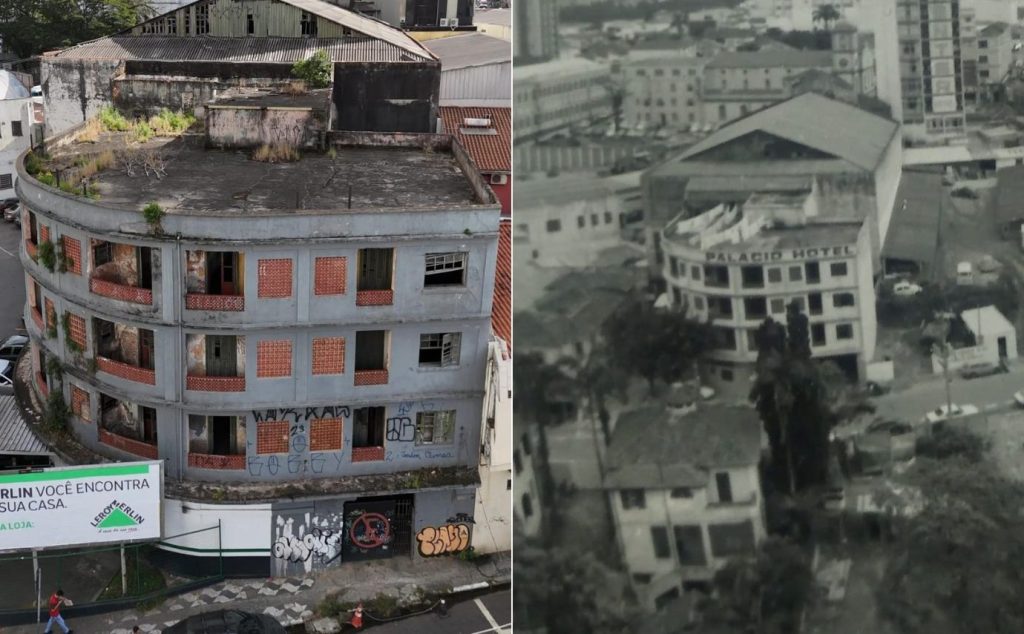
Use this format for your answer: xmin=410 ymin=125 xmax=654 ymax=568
xmin=831 ymin=22 xmax=877 ymax=98
xmin=514 ymin=58 xmax=613 ymax=141
xmin=897 ymin=0 xmax=967 ymax=146
xmin=473 ymin=337 xmax=511 ymax=554
xmin=427 ymin=34 xmax=511 ymax=107
xmin=881 ymin=170 xmax=945 ymax=280
xmin=347 ymin=0 xmax=476 ymax=29
xmin=977 ymin=23 xmax=1013 ymax=93
xmin=661 ymin=198 xmax=877 ymax=397
xmin=615 ymin=50 xmax=706 ymax=131
xmin=967 ymin=0 xmax=1024 ymax=24
xmin=475 ymin=7 xmax=511 ymax=42
xmin=514 ymin=0 xmax=559 ymax=64
xmin=19 ymin=103 xmax=501 ymax=574
xmin=700 ymin=50 xmax=833 ymax=127
xmin=604 ymin=397 xmax=765 ymax=609
xmin=40 ymin=0 xmax=440 ymax=137
xmin=995 ymin=164 xmax=1024 ymax=239
xmin=643 ymin=93 xmax=902 ymax=285
xmin=440 ymin=106 xmax=511 ymax=214
xmin=960 ymin=7 xmax=979 ymax=109
xmin=864 ymin=0 xmax=903 ymax=125
xmin=515 ymin=171 xmax=643 ymax=268
xmin=513 ymin=423 xmax=543 ymax=538
xmin=960 ymin=305 xmax=1018 ymax=365
xmin=0 ymin=71 xmax=34 ymax=201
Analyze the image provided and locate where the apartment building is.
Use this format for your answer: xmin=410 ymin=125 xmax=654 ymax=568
xmin=515 ymin=0 xmax=559 ymax=64
xmin=897 ymin=0 xmax=967 ymax=145
xmin=605 ymin=396 xmax=765 ymax=609
xmin=661 ymin=198 xmax=877 ymax=397
xmin=615 ymin=50 xmax=706 ymax=131
xmin=514 ymin=58 xmax=613 ymax=142
xmin=0 ymin=72 xmax=34 ymax=201
xmin=977 ymin=22 xmax=1013 ymax=92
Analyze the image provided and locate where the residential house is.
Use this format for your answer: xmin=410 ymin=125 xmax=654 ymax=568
xmin=440 ymin=106 xmax=511 ymax=213
xmin=978 ymin=22 xmax=1013 ymax=95
xmin=0 ymin=71 xmax=34 ymax=201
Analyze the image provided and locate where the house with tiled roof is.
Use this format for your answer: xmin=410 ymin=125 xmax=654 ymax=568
xmin=604 ymin=393 xmax=766 ymax=609
xmin=440 ymin=106 xmax=511 ymax=214
xmin=40 ymin=0 xmax=440 ymax=136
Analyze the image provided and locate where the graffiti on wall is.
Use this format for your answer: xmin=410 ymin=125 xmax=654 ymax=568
xmin=385 ymin=416 xmax=415 ymax=442
xmin=416 ymin=524 xmax=471 ymax=557
xmin=343 ymin=500 xmax=403 ymax=562
xmin=252 ymin=405 xmax=351 ymax=424
xmin=270 ymin=511 xmax=345 ymax=576
xmin=248 ymin=405 xmax=351 ymax=477
xmin=348 ymin=512 xmax=392 ymax=550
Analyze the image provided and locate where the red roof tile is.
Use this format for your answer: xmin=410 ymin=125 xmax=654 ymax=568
xmin=440 ymin=106 xmax=511 ymax=174
xmin=492 ymin=219 xmax=512 ymax=350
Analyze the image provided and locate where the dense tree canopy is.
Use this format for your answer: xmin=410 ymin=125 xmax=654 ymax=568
xmin=0 ymin=0 xmax=151 ymax=59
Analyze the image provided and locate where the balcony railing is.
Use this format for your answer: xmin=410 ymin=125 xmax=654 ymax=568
xmin=188 ymin=453 xmax=246 ymax=470
xmin=351 ymin=446 xmax=385 ymax=462
xmin=99 ymin=428 xmax=159 ymax=460
xmin=354 ymin=369 xmax=389 ymax=386
xmin=185 ymin=293 xmax=245 ymax=312
xmin=356 ymin=289 xmax=394 ymax=306
xmin=90 ymin=277 xmax=153 ymax=305
xmin=96 ymin=356 xmax=156 ymax=386
xmin=186 ymin=374 xmax=246 ymax=392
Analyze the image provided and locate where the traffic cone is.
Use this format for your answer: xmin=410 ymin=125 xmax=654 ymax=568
xmin=351 ymin=603 xmax=364 ymax=629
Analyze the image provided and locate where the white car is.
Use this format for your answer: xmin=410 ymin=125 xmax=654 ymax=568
xmin=0 ymin=359 xmax=14 ymax=396
xmin=1014 ymin=391 xmax=1024 ymax=408
xmin=923 ymin=403 xmax=979 ymax=424
xmin=893 ymin=280 xmax=923 ymax=297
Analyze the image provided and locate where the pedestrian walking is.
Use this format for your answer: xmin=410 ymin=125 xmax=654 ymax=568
xmin=43 ymin=588 xmax=73 ymax=634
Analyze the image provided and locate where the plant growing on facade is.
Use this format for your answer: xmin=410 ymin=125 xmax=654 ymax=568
xmin=37 ymin=240 xmax=56 ymax=271
xmin=142 ymin=202 xmax=164 ymax=234
xmin=61 ymin=313 xmax=83 ymax=355
xmin=291 ymin=50 xmax=332 ymax=89
xmin=45 ymin=356 xmax=63 ymax=384
xmin=42 ymin=390 xmax=70 ymax=434
xmin=55 ymin=243 xmax=69 ymax=273
xmin=252 ymin=143 xmax=300 ymax=163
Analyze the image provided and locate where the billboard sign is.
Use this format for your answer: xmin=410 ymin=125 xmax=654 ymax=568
xmin=0 ymin=461 xmax=162 ymax=551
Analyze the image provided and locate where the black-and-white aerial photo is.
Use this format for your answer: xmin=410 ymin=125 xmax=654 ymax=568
xmin=512 ymin=0 xmax=1024 ymax=632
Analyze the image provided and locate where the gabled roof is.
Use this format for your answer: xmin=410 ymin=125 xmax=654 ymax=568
xmin=117 ymin=0 xmax=433 ymax=61
xmin=604 ymin=404 xmax=762 ymax=489
xmin=705 ymin=49 xmax=832 ymax=69
xmin=492 ymin=219 xmax=511 ymax=350
xmin=882 ymin=170 xmax=944 ymax=268
xmin=440 ymin=106 xmax=511 ymax=173
xmin=674 ymin=92 xmax=899 ymax=172
xmin=425 ymin=33 xmax=510 ymax=70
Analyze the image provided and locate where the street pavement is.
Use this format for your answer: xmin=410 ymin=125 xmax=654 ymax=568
xmin=0 ymin=217 xmax=26 ymax=339
xmin=367 ymin=589 xmax=511 ymax=634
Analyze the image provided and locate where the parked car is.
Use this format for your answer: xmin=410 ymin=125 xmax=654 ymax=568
xmin=0 ymin=334 xmax=27 ymax=362
xmin=864 ymin=381 xmax=890 ymax=396
xmin=0 ymin=360 xmax=14 ymax=396
xmin=0 ymin=198 xmax=18 ymax=212
xmin=1015 ymin=390 xmax=1024 ymax=408
xmin=960 ymin=362 xmax=1007 ymax=380
xmin=923 ymin=403 xmax=979 ymax=424
xmin=865 ymin=419 xmax=914 ymax=436
xmin=162 ymin=610 xmax=286 ymax=634
xmin=892 ymin=280 xmax=923 ymax=297
xmin=3 ymin=202 xmax=19 ymax=223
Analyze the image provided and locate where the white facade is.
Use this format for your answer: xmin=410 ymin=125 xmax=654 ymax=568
xmin=161 ymin=498 xmax=274 ymax=559
xmin=611 ymin=463 xmax=765 ymax=608
xmin=661 ymin=200 xmax=877 ymax=399
xmin=614 ymin=50 xmax=706 ymax=131
xmin=0 ymin=72 xmax=33 ymax=201
xmin=472 ymin=338 xmax=512 ymax=553
xmin=514 ymin=58 xmax=612 ymax=141
xmin=513 ymin=425 xmax=543 ymax=538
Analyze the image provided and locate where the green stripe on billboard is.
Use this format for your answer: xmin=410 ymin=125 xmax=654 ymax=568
xmin=0 ymin=464 xmax=150 ymax=484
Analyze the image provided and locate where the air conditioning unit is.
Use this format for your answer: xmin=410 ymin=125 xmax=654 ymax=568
xmin=490 ymin=173 xmax=508 ymax=185
xmin=399 ymin=17 xmax=406 ymax=27
xmin=439 ymin=17 xmax=448 ymax=26
xmin=449 ymin=17 xmax=459 ymax=27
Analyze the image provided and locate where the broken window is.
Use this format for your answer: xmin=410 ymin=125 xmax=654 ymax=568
xmin=418 ymin=333 xmax=461 ymax=367
xmin=189 ymin=415 xmax=244 ymax=456
xmin=247 ymin=12 xmax=254 ymax=35
xmin=301 ymin=11 xmax=317 ymax=36
xmin=11 ymin=121 xmax=21 ymax=137
xmin=196 ymin=4 xmax=209 ymax=34
xmin=206 ymin=335 xmax=239 ymax=377
xmin=415 ymin=410 xmax=455 ymax=445
xmin=141 ymin=406 xmax=158 ymax=444
xmin=207 ymin=251 xmax=240 ymax=295
xmin=93 ymin=241 xmax=112 ymax=267
xmin=620 ymin=489 xmax=645 ymax=510
xmin=357 ymin=248 xmax=394 ymax=291
xmin=166 ymin=15 xmax=176 ymax=34
xmin=352 ymin=406 xmax=385 ymax=449
xmin=424 ymin=252 xmax=467 ymax=287
xmin=355 ymin=330 xmax=388 ymax=371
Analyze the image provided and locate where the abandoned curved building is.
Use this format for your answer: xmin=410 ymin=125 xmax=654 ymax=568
xmin=22 ymin=0 xmax=503 ymax=575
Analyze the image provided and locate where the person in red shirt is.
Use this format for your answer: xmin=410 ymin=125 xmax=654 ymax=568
xmin=44 ymin=588 xmax=72 ymax=634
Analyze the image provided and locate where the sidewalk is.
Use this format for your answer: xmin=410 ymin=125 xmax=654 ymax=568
xmin=3 ymin=552 xmax=510 ymax=634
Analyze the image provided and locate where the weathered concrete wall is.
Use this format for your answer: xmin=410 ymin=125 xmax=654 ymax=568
xmin=185 ymin=250 xmax=207 ymax=293
xmin=92 ymin=241 xmax=140 ymax=286
xmin=114 ymin=76 xmax=224 ymax=117
xmin=207 ymin=106 xmax=326 ymax=149
xmin=41 ymin=59 xmax=123 ymax=137
xmin=333 ymin=63 xmax=440 ymax=133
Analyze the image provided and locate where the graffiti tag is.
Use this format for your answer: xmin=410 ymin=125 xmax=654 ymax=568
xmin=349 ymin=512 xmax=392 ymax=550
xmin=446 ymin=512 xmax=475 ymax=525
xmin=272 ymin=527 xmax=342 ymax=564
xmin=416 ymin=524 xmax=471 ymax=557
xmin=252 ymin=405 xmax=351 ymax=424
xmin=385 ymin=416 xmax=415 ymax=442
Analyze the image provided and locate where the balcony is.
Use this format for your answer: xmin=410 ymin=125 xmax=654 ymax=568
xmin=186 ymin=375 xmax=246 ymax=392
xmin=99 ymin=428 xmax=158 ymax=460
xmin=90 ymin=277 xmax=153 ymax=305
xmin=356 ymin=289 xmax=394 ymax=306
xmin=354 ymin=369 xmax=389 ymax=386
xmin=96 ymin=356 xmax=156 ymax=385
xmin=25 ymin=240 xmax=37 ymax=260
xmin=188 ymin=453 xmax=246 ymax=470
xmin=351 ymin=446 xmax=385 ymax=462
xmin=35 ymin=373 xmax=48 ymax=397
xmin=185 ymin=293 xmax=245 ymax=312
xmin=30 ymin=309 xmax=43 ymax=332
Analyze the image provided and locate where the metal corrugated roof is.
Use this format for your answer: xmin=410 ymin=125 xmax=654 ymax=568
xmin=53 ymin=35 xmax=420 ymax=63
xmin=425 ymin=33 xmax=510 ymax=70
xmin=0 ymin=396 xmax=47 ymax=454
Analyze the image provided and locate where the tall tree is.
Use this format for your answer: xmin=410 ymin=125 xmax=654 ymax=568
xmin=0 ymin=0 xmax=152 ymax=59
xmin=601 ymin=299 xmax=712 ymax=393
xmin=812 ymin=3 xmax=842 ymax=32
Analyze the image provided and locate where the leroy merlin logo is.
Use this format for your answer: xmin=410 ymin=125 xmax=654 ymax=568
xmin=91 ymin=500 xmax=145 ymax=530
